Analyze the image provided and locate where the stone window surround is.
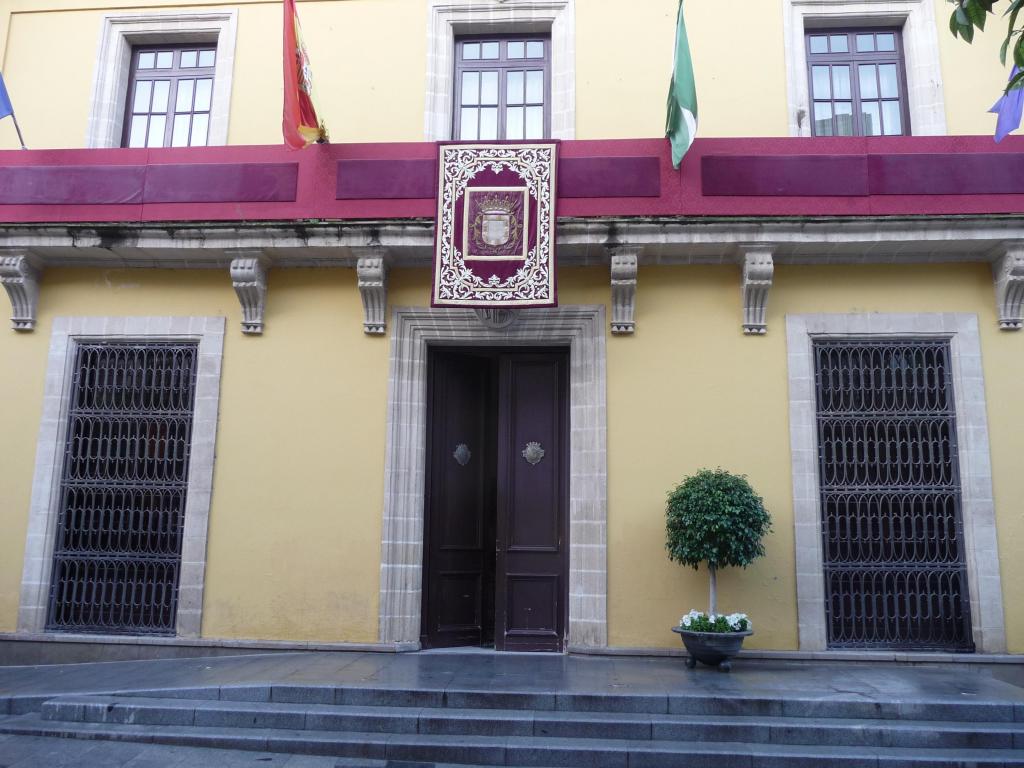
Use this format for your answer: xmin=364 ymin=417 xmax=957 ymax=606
xmin=786 ymin=313 xmax=1006 ymax=653
xmin=425 ymin=0 xmax=576 ymax=142
xmin=783 ymin=0 xmax=946 ymax=137
xmin=86 ymin=9 xmax=238 ymax=148
xmin=379 ymin=306 xmax=607 ymax=649
xmin=17 ymin=316 xmax=226 ymax=639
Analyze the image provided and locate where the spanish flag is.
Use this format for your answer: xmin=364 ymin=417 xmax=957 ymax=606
xmin=283 ymin=0 xmax=327 ymax=149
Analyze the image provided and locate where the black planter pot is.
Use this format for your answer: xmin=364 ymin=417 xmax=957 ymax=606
xmin=671 ymin=627 xmax=752 ymax=672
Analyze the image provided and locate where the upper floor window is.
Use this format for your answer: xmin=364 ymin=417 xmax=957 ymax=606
xmin=806 ymin=29 xmax=909 ymax=137
xmin=122 ymin=45 xmax=216 ymax=148
xmin=453 ymin=36 xmax=550 ymax=141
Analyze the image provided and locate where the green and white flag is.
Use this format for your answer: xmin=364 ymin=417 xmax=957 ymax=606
xmin=665 ymin=0 xmax=698 ymax=170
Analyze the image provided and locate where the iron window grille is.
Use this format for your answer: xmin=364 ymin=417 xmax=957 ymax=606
xmin=805 ymin=28 xmax=911 ymax=137
xmin=453 ymin=35 xmax=551 ymax=141
xmin=813 ymin=340 xmax=973 ymax=651
xmin=122 ymin=45 xmax=217 ymax=148
xmin=46 ymin=342 xmax=199 ymax=635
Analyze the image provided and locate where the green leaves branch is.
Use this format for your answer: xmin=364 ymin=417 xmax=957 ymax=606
xmin=949 ymin=0 xmax=1024 ymax=92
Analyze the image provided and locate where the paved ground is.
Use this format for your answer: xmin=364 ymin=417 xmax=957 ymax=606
xmin=0 ymin=650 xmax=1022 ymax=766
xmin=0 ymin=732 xmax=344 ymax=767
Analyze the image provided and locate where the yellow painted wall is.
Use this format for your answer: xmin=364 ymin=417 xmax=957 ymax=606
xmin=0 ymin=0 xmax=1017 ymax=150
xmin=0 ymin=263 xmax=1021 ymax=650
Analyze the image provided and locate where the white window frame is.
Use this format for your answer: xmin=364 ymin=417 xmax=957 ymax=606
xmin=783 ymin=0 xmax=946 ymax=137
xmin=17 ymin=317 xmax=225 ymax=639
xmin=425 ymin=0 xmax=575 ymax=141
xmin=86 ymin=9 xmax=238 ymax=148
xmin=786 ymin=313 xmax=1006 ymax=654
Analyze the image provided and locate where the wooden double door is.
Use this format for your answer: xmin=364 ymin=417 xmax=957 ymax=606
xmin=422 ymin=347 xmax=568 ymax=652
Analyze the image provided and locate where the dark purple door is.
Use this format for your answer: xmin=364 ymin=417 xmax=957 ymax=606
xmin=421 ymin=351 xmax=496 ymax=648
xmin=422 ymin=348 xmax=568 ymax=652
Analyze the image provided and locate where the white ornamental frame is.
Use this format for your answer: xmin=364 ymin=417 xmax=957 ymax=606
xmin=433 ymin=143 xmax=557 ymax=308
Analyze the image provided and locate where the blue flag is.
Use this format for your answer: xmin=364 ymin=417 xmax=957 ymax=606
xmin=0 ymin=73 xmax=13 ymax=120
xmin=990 ymin=67 xmax=1024 ymax=143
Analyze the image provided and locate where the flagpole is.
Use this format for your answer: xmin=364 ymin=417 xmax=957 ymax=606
xmin=10 ymin=113 xmax=25 ymax=150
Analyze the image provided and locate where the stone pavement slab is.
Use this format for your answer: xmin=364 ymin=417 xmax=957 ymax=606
xmin=0 ymin=734 xmax=351 ymax=767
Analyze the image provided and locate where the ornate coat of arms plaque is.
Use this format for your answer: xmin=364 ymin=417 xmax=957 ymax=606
xmin=432 ymin=143 xmax=557 ymax=308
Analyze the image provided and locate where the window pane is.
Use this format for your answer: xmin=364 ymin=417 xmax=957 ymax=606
xmin=829 ymin=34 xmax=848 ymax=53
xmin=171 ymin=114 xmax=191 ymax=147
xmin=481 ymin=41 xmax=499 ymax=59
xmin=835 ymin=103 xmax=854 ymax=136
xmin=526 ymin=41 xmax=544 ymax=58
xmin=507 ymin=71 xmax=524 ymax=105
xmin=879 ymin=64 xmax=899 ymax=98
xmin=198 ymin=50 xmax=216 ymax=67
xmin=811 ymin=66 xmax=831 ymax=99
xmin=461 ymin=72 xmax=479 ymax=105
xmin=506 ymin=106 xmax=524 ymax=139
xmin=861 ymin=101 xmax=882 ymax=136
xmin=859 ymin=65 xmax=878 ymax=99
xmin=480 ymin=71 xmax=498 ymax=105
xmin=526 ymin=70 xmax=544 ymax=103
xmin=877 ymin=33 xmax=896 ymax=52
xmin=809 ymin=36 xmax=828 ymax=54
xmin=460 ymin=107 xmax=478 ymax=140
xmin=138 ymin=52 xmax=155 ymax=70
xmin=146 ymin=115 xmax=166 ymax=147
xmin=832 ymin=66 xmax=851 ymax=100
xmin=128 ymin=115 xmax=148 ymax=147
xmin=181 ymin=51 xmax=198 ymax=68
xmin=508 ymin=41 xmax=525 ymax=59
xmin=525 ymin=105 xmax=543 ymax=139
xmin=463 ymin=43 xmax=480 ymax=60
xmin=814 ymin=102 xmax=833 ymax=136
xmin=190 ymin=114 xmax=209 ymax=146
xmin=194 ymin=79 xmax=213 ymax=112
xmin=133 ymin=80 xmax=152 ymax=113
xmin=882 ymin=101 xmax=902 ymax=135
xmin=479 ymin=107 xmax=498 ymax=140
xmin=155 ymin=51 xmax=173 ymax=69
xmin=176 ymin=79 xmax=195 ymax=112
xmin=151 ymin=80 xmax=170 ymax=113
xmin=856 ymin=34 xmax=875 ymax=52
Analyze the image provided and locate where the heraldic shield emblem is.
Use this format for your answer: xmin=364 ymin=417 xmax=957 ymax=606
xmin=432 ymin=143 xmax=558 ymax=308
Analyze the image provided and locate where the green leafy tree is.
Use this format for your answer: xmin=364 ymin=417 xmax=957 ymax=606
xmin=665 ymin=469 xmax=772 ymax=616
xmin=949 ymin=0 xmax=1024 ymax=92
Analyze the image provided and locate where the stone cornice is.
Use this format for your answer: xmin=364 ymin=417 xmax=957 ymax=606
xmin=1 ymin=216 xmax=1023 ymax=270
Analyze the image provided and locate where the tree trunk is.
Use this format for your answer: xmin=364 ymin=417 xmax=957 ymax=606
xmin=708 ymin=563 xmax=717 ymax=616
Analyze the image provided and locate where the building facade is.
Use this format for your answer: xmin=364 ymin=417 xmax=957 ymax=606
xmin=0 ymin=0 xmax=1021 ymax=658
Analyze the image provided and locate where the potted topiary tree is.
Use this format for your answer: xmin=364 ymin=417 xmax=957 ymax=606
xmin=666 ymin=468 xmax=772 ymax=671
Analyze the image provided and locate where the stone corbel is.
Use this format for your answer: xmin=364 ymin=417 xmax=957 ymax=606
xmin=356 ymin=251 xmax=389 ymax=335
xmin=0 ymin=252 xmax=42 ymax=331
xmin=610 ymin=247 xmax=639 ymax=335
xmin=993 ymin=244 xmax=1024 ymax=331
xmin=229 ymin=251 xmax=269 ymax=335
xmin=740 ymin=247 xmax=774 ymax=335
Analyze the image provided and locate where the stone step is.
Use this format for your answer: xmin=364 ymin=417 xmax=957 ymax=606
xmin=38 ymin=694 xmax=1024 ymax=750
xmin=112 ymin=683 xmax=1024 ymax=723
xmin=3 ymin=713 xmax=1024 ymax=768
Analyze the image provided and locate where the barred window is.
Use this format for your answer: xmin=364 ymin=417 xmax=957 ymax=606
xmin=46 ymin=343 xmax=199 ymax=635
xmin=814 ymin=340 xmax=973 ymax=651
